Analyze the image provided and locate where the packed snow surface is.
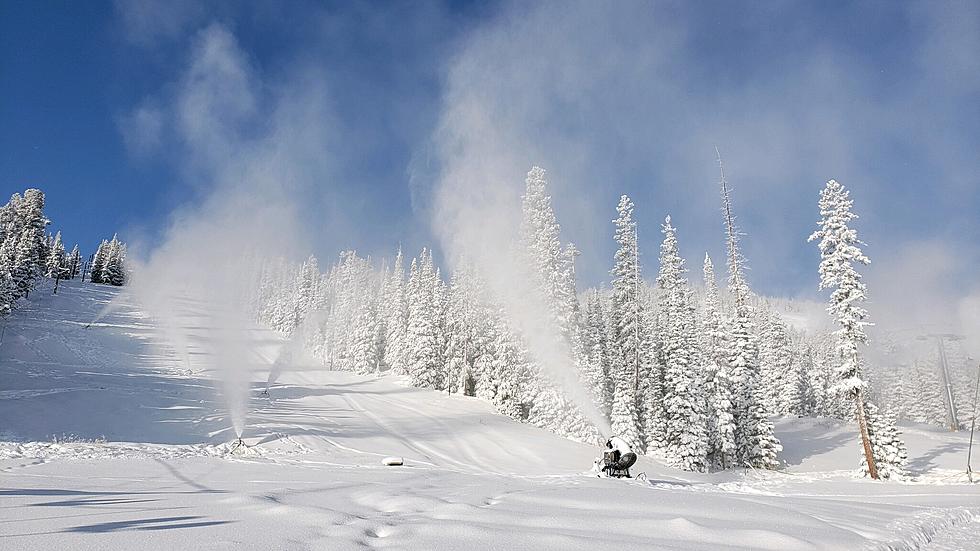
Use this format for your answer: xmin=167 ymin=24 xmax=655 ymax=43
xmin=1 ymin=282 xmax=979 ymax=550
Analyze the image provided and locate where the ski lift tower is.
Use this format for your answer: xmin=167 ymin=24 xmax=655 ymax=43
xmin=917 ymin=333 xmax=965 ymax=431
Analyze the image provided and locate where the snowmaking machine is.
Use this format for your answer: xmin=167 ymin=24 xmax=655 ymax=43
xmin=594 ymin=435 xmax=637 ymax=478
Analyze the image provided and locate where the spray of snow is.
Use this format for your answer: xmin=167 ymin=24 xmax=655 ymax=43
xmin=429 ymin=14 xmax=615 ymax=437
xmin=119 ymin=24 xmax=333 ymax=441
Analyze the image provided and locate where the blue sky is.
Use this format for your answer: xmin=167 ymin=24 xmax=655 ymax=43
xmin=2 ymin=1 xmax=978 ymax=311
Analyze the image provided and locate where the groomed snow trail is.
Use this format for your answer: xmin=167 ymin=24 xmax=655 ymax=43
xmin=2 ymin=282 xmax=979 ymax=550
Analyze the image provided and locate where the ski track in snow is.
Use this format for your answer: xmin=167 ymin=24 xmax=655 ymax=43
xmin=1 ymin=281 xmax=979 ymax=550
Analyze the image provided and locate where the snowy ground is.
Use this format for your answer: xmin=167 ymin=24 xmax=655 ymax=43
xmin=1 ymin=281 xmax=979 ymax=550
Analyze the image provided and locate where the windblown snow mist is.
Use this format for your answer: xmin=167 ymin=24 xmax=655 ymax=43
xmin=129 ymin=199 xmax=299 ymax=439
xmin=432 ymin=166 xmax=611 ymax=437
xmin=120 ymin=24 xmax=330 ymax=441
xmin=431 ymin=57 xmax=612 ymax=436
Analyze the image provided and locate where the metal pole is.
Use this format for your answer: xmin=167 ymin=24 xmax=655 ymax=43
xmin=936 ymin=336 xmax=960 ymax=431
xmin=967 ymin=361 xmax=980 ymax=482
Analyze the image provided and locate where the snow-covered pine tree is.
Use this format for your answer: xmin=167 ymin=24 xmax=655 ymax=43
xmin=0 ymin=194 xmax=19 ymax=249
xmin=608 ymin=195 xmax=645 ymax=449
xmin=406 ymin=249 xmax=443 ymax=389
xmin=904 ymin=358 xmax=947 ymax=425
xmin=486 ymin=312 xmax=531 ymax=420
xmin=11 ymin=189 xmax=48 ymax=298
xmin=863 ymin=400 xmax=909 ymax=479
xmin=0 ymin=196 xmax=20 ymax=315
xmin=717 ymin=151 xmax=781 ymax=469
xmin=46 ymin=231 xmax=66 ymax=278
xmin=291 ymin=255 xmax=320 ymax=331
xmin=102 ymin=235 xmax=127 ymax=286
xmin=519 ymin=166 xmax=580 ymax=343
xmin=807 ymin=331 xmax=845 ymax=418
xmin=808 ymin=178 xmax=903 ymax=479
xmin=0 ymin=265 xmax=14 ymax=316
xmin=350 ymin=299 xmax=380 ymax=375
xmin=655 ymin=216 xmax=708 ymax=471
xmin=67 ymin=244 xmax=81 ymax=279
xmin=792 ymin=340 xmax=818 ymax=417
xmin=12 ymin=225 xmax=43 ymax=298
xmin=443 ymin=269 xmax=468 ymax=393
xmin=584 ymin=289 xmax=613 ymax=418
xmin=702 ymin=254 xmax=737 ymax=470
xmin=757 ymin=307 xmax=800 ymax=416
xmin=518 ymin=166 xmax=598 ymax=441
xmin=90 ymin=239 xmax=108 ymax=284
xmin=383 ymin=248 xmax=410 ymax=375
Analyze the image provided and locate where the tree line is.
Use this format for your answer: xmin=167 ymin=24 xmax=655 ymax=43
xmin=0 ymin=188 xmax=129 ymax=317
xmin=246 ymin=166 xmax=908 ymax=478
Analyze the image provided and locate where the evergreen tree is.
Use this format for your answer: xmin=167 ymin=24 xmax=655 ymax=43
xmin=717 ymin=151 xmax=781 ymax=469
xmin=383 ymin=248 xmax=410 ymax=374
xmin=102 ymin=235 xmax=127 ymax=286
xmin=702 ymin=254 xmax=737 ymax=470
xmin=67 ymin=245 xmax=81 ymax=279
xmin=291 ymin=255 xmax=320 ymax=331
xmin=793 ymin=341 xmax=818 ymax=416
xmin=655 ymin=216 xmax=708 ymax=471
xmin=485 ymin=313 xmax=531 ymax=420
xmin=757 ymin=308 xmax=800 ymax=416
xmin=584 ymin=289 xmax=613 ymax=418
xmin=808 ymin=178 xmax=901 ymax=480
xmin=518 ymin=166 xmax=598 ymax=441
xmin=608 ymin=195 xmax=644 ymax=449
xmin=0 ymin=267 xmax=14 ymax=316
xmin=862 ymin=400 xmax=909 ymax=479
xmin=90 ymin=240 xmax=108 ymax=284
xmin=519 ymin=166 xmax=580 ymax=342
xmin=46 ymin=231 xmax=66 ymax=278
xmin=10 ymin=189 xmax=48 ymax=297
xmin=406 ymin=250 xmax=443 ymax=389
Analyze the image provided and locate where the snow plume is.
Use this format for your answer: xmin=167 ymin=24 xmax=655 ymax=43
xmin=429 ymin=6 xmax=629 ymax=437
xmin=421 ymin=1 xmax=980 ymax=299
xmin=121 ymin=24 xmax=334 ymax=440
xmin=432 ymin=164 xmax=611 ymax=437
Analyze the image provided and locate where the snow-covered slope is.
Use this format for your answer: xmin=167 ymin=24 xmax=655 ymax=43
xmin=1 ymin=281 xmax=979 ymax=550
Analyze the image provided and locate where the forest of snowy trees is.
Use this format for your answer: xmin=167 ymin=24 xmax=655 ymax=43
xmin=239 ymin=166 xmax=934 ymax=479
xmin=0 ymin=188 xmax=128 ymax=317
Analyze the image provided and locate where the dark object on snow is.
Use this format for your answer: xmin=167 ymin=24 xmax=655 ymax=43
xmin=601 ymin=449 xmax=637 ymax=478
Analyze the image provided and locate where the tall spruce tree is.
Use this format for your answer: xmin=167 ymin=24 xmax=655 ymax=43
xmin=702 ymin=254 xmax=737 ymax=469
xmin=717 ymin=151 xmax=781 ymax=469
xmin=46 ymin=231 xmax=66 ymax=278
xmin=90 ymin=240 xmax=109 ymax=284
xmin=103 ymin=235 xmax=127 ymax=286
xmin=609 ymin=195 xmax=644 ymax=448
xmin=656 ymin=216 xmax=708 ymax=471
xmin=519 ymin=166 xmax=597 ymax=441
xmin=809 ymin=179 xmax=906 ymax=479
xmin=383 ymin=248 xmax=410 ymax=374
xmin=406 ymin=250 xmax=443 ymax=389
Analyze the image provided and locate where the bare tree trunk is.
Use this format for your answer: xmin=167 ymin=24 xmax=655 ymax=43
xmin=855 ymin=389 xmax=879 ymax=480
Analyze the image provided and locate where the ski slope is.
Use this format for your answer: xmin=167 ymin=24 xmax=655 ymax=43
xmin=1 ymin=281 xmax=979 ymax=550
